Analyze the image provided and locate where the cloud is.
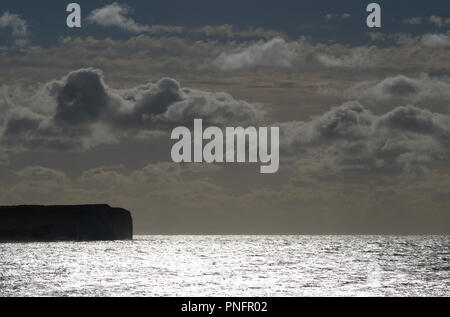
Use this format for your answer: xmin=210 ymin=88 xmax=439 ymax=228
xmin=87 ymin=2 xmax=150 ymax=33
xmin=280 ymin=101 xmax=450 ymax=173
xmin=0 ymin=68 xmax=264 ymax=156
xmin=325 ymin=13 xmax=352 ymax=21
xmin=2 ymin=30 xmax=450 ymax=89
xmin=367 ymin=32 xmax=384 ymax=41
xmin=316 ymin=48 xmax=377 ymax=69
xmin=403 ymin=17 xmax=422 ymax=25
xmin=429 ymin=16 xmax=450 ymax=28
xmin=15 ymin=166 xmax=67 ymax=183
xmin=215 ymin=38 xmax=296 ymax=70
xmin=191 ymin=25 xmax=284 ymax=40
xmin=343 ymin=74 xmax=450 ymax=102
xmin=86 ymin=3 xmax=284 ymax=41
xmin=0 ymin=11 xmax=29 ymax=48
xmin=1 ymin=162 xmax=226 ymax=221
xmin=3 ymin=158 xmax=450 ymax=234
xmin=421 ymin=33 xmax=450 ymax=48
xmin=319 ymin=74 xmax=450 ymax=106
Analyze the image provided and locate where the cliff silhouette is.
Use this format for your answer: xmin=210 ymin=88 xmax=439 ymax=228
xmin=0 ymin=204 xmax=133 ymax=242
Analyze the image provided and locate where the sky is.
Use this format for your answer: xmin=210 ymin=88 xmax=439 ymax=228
xmin=0 ymin=0 xmax=449 ymax=234
xmin=1 ymin=1 xmax=449 ymax=42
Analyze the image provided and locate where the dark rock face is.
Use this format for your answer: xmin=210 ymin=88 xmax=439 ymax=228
xmin=0 ymin=205 xmax=133 ymax=242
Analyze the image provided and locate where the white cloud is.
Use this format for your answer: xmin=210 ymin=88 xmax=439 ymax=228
xmin=87 ymin=2 xmax=150 ymax=33
xmin=280 ymin=101 xmax=450 ymax=173
xmin=317 ymin=48 xmax=377 ymax=69
xmin=86 ymin=3 xmax=285 ymax=41
xmin=215 ymin=38 xmax=296 ymax=70
xmin=429 ymin=16 xmax=450 ymax=28
xmin=421 ymin=33 xmax=450 ymax=48
xmin=403 ymin=17 xmax=422 ymax=25
xmin=0 ymin=11 xmax=29 ymax=48
xmin=343 ymin=74 xmax=450 ymax=102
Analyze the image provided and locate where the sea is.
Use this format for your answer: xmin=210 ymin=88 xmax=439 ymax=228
xmin=0 ymin=235 xmax=448 ymax=297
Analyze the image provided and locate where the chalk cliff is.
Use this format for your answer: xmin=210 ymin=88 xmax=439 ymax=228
xmin=0 ymin=204 xmax=133 ymax=242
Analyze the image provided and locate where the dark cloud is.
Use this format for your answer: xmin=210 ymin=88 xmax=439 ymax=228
xmin=376 ymin=105 xmax=448 ymax=134
xmin=381 ymin=77 xmax=418 ymax=96
xmin=51 ymin=69 xmax=110 ymax=125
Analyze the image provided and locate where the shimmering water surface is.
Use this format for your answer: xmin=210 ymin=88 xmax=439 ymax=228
xmin=0 ymin=236 xmax=449 ymax=297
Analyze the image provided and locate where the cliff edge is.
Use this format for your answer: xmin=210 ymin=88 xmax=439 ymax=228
xmin=0 ymin=204 xmax=133 ymax=242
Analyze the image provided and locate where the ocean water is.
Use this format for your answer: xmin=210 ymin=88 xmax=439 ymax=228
xmin=0 ymin=235 xmax=448 ymax=297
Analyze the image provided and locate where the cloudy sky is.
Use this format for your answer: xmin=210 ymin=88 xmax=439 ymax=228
xmin=0 ymin=0 xmax=449 ymax=234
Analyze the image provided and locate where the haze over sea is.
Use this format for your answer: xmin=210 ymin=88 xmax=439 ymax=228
xmin=1 ymin=236 xmax=448 ymax=297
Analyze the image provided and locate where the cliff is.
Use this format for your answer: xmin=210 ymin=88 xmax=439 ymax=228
xmin=0 ymin=204 xmax=133 ymax=242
